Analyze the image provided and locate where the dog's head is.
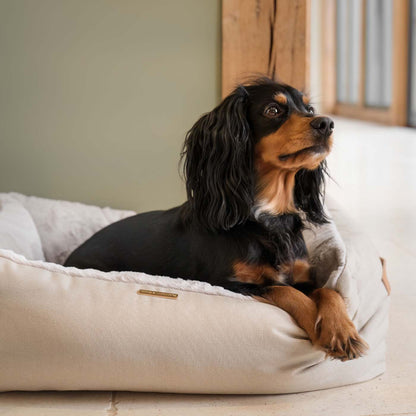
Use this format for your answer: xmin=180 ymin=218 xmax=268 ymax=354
xmin=182 ymin=78 xmax=333 ymax=231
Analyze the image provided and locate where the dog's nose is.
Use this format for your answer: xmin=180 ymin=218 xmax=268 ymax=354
xmin=310 ymin=116 xmax=334 ymax=137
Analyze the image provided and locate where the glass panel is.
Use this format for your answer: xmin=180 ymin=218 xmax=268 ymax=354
xmin=348 ymin=0 xmax=362 ymax=103
xmin=409 ymin=0 xmax=416 ymax=126
xmin=365 ymin=0 xmax=393 ymax=108
xmin=336 ymin=0 xmax=362 ymax=104
xmin=337 ymin=0 xmax=349 ymax=103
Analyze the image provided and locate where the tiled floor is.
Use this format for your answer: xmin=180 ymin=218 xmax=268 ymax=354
xmin=1 ymin=117 xmax=415 ymax=415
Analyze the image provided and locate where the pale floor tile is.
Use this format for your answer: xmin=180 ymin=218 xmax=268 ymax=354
xmin=0 ymin=391 xmax=113 ymax=415
xmin=0 ymin=409 xmax=105 ymax=416
xmin=1 ymin=118 xmax=415 ymax=415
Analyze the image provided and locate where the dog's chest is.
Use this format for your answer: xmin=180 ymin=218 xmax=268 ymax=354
xmin=249 ymin=213 xmax=306 ymax=267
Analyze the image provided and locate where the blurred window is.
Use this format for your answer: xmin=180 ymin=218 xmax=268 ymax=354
xmin=365 ymin=0 xmax=393 ymax=107
xmin=336 ymin=0 xmax=393 ymax=107
xmin=336 ymin=0 xmax=362 ymax=104
xmin=326 ymin=0 xmax=411 ymax=126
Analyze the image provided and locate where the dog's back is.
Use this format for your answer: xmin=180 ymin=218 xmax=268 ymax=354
xmin=64 ymin=205 xmax=249 ymax=289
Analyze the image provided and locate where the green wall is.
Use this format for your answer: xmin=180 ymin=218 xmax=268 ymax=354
xmin=0 ymin=0 xmax=221 ymax=212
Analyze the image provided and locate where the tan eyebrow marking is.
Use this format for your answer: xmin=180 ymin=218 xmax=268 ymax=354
xmin=302 ymin=95 xmax=310 ymax=104
xmin=274 ymin=93 xmax=288 ymax=104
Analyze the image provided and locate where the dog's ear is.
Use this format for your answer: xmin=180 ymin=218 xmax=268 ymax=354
xmin=181 ymin=87 xmax=253 ymax=231
xmin=294 ymin=161 xmax=329 ymax=224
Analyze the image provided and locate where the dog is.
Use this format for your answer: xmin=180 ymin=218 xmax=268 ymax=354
xmin=64 ymin=77 xmax=367 ymax=360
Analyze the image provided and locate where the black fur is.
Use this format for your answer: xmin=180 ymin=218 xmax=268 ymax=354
xmin=294 ymin=162 xmax=329 ymax=225
xmin=64 ymin=78 xmax=332 ymax=296
xmin=181 ymin=87 xmax=254 ymax=231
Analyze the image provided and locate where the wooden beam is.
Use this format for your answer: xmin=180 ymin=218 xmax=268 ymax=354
xmin=273 ymin=0 xmax=310 ymax=91
xmin=222 ymin=0 xmax=311 ymax=98
xmin=390 ymin=0 xmax=409 ymax=125
xmin=333 ymin=103 xmax=394 ymax=125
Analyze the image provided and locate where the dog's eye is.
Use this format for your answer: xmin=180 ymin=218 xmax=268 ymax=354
xmin=264 ymin=105 xmax=282 ymax=118
xmin=306 ymin=105 xmax=315 ymax=115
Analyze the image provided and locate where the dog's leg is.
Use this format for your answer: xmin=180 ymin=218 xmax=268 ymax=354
xmin=234 ymin=261 xmax=319 ymax=342
xmin=279 ymin=260 xmax=368 ymax=359
xmin=260 ymin=286 xmax=368 ymax=360
xmin=259 ymin=286 xmax=319 ymax=345
xmin=310 ymin=288 xmax=368 ymax=360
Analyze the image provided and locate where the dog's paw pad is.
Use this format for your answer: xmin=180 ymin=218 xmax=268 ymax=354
xmin=315 ymin=314 xmax=368 ymax=361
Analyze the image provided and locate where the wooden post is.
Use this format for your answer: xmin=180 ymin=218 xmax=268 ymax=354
xmin=390 ymin=0 xmax=409 ymax=125
xmin=222 ymin=0 xmax=311 ymax=98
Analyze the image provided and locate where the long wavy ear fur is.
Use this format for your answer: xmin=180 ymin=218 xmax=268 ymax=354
xmin=181 ymin=87 xmax=253 ymax=231
xmin=294 ymin=161 xmax=329 ymax=225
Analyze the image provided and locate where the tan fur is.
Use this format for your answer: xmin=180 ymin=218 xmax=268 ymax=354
xmin=274 ymin=92 xmax=288 ymax=104
xmin=280 ymin=259 xmax=311 ymax=283
xmin=310 ymin=288 xmax=368 ymax=360
xmin=254 ymin=114 xmax=333 ymax=215
xmin=255 ymin=168 xmax=297 ymax=214
xmin=260 ymin=286 xmax=319 ymax=344
xmin=302 ymin=95 xmax=310 ymax=104
xmin=260 ymin=286 xmax=368 ymax=360
xmin=255 ymin=114 xmax=332 ymax=171
xmin=233 ymin=261 xmax=282 ymax=284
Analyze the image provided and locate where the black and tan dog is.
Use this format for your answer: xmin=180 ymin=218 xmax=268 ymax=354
xmin=65 ymin=77 xmax=367 ymax=360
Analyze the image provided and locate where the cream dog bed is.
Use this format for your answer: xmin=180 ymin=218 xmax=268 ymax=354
xmin=0 ymin=192 xmax=389 ymax=394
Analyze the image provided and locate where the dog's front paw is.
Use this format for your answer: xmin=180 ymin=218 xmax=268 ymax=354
xmin=314 ymin=312 xmax=368 ymax=361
